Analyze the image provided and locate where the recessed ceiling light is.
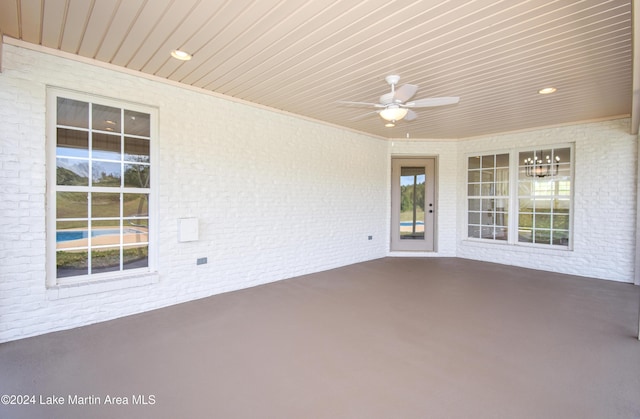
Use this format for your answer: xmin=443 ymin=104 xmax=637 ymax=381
xmin=171 ymin=49 xmax=192 ymax=61
xmin=538 ymin=87 xmax=557 ymax=95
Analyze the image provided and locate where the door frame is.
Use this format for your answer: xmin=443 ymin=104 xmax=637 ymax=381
xmin=390 ymin=156 xmax=438 ymax=252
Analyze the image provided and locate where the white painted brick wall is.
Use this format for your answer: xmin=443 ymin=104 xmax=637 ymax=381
xmin=0 ymin=44 xmax=389 ymax=343
xmin=457 ymin=121 xmax=636 ymax=282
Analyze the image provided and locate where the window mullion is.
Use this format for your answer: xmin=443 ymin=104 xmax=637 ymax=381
xmin=508 ymin=149 xmax=519 ymax=244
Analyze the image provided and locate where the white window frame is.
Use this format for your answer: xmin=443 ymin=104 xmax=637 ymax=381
xmin=46 ymin=87 xmax=159 ymax=292
xmin=465 ymin=144 xmax=574 ymax=250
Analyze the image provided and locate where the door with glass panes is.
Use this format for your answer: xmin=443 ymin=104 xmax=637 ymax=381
xmin=391 ymin=158 xmax=435 ymax=251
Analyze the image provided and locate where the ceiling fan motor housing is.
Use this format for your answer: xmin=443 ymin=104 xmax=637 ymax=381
xmin=385 ymin=75 xmax=401 ymax=86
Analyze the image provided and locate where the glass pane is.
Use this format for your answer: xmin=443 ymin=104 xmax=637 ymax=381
xmin=57 ymin=98 xmax=89 ymax=128
xmin=518 ymin=166 xmax=529 ymax=181
xmin=124 ymin=164 xmax=150 ymax=188
xmin=124 ymin=222 xmax=148 ymax=245
xmin=124 ymin=110 xmax=150 ymax=137
xmin=93 ymin=104 xmax=121 ymax=133
xmin=495 ymin=212 xmax=508 ymax=227
xmin=495 ymin=198 xmax=508 ymax=211
xmin=57 ymin=250 xmax=88 ymax=278
xmin=124 ymin=244 xmax=148 ymax=270
xmin=534 ymin=229 xmax=551 ymax=245
xmin=468 ymin=170 xmax=481 ymax=182
xmin=481 ymin=199 xmax=494 ymax=211
xmin=556 ymin=165 xmax=571 ymax=180
xmin=495 ymin=227 xmax=508 ymax=240
xmin=481 ymin=155 xmax=494 ymax=168
xmin=91 ymin=246 xmax=120 ymax=274
xmin=125 ymin=137 xmax=150 ymax=163
xmin=519 ymin=198 xmax=534 ymax=212
xmin=553 ymin=214 xmax=569 ymax=229
xmin=481 ymin=226 xmax=494 ymax=239
xmin=91 ymin=193 xmax=120 ymax=218
xmin=518 ymin=228 xmax=533 ymax=243
xmin=535 ymin=214 xmax=551 ymax=229
xmin=56 ymin=221 xmax=88 ymax=249
xmin=481 ymin=183 xmax=493 ymax=196
xmin=534 ymin=200 xmax=552 ymax=213
xmin=56 ymin=158 xmax=89 ymax=186
xmin=123 ymin=194 xmax=148 ymax=217
xmin=92 ymin=133 xmax=121 ymax=160
xmin=552 ymin=230 xmax=569 ymax=246
xmin=481 ymin=212 xmax=494 ymax=225
xmin=519 ymin=213 xmax=533 ymax=228
xmin=495 ymin=168 xmax=508 ymax=184
xmin=400 ymin=167 xmax=425 ymax=240
xmin=468 ymin=212 xmax=481 ymax=224
xmin=125 ymin=218 xmax=148 ymax=230
xmin=92 ymin=161 xmax=121 ymax=187
xmin=91 ymin=220 xmax=121 ymax=246
xmin=481 ymin=170 xmax=495 ymax=182
xmin=468 ymin=156 xmax=481 ymax=170
xmin=57 ymin=128 xmax=88 ymax=157
xmin=495 ymin=153 xmax=509 ymax=168
xmin=518 ymin=180 xmax=532 ymax=196
xmin=56 ymin=192 xmax=88 ymax=218
xmin=468 ymin=225 xmax=480 ymax=238
xmin=468 ymin=199 xmax=480 ymax=211
xmin=554 ymin=148 xmax=571 ymax=163
xmin=468 ymin=183 xmax=481 ymax=196
xmin=554 ymin=198 xmax=570 ymax=213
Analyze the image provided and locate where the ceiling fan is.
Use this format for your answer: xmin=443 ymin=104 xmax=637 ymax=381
xmin=338 ymin=75 xmax=459 ymax=125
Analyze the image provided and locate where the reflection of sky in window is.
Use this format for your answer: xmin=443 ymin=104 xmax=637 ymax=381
xmin=401 ymin=174 xmax=425 ymax=186
xmin=57 ymin=146 xmax=88 ymax=158
xmin=93 ymin=161 xmax=121 ymax=178
xmin=56 ymin=158 xmax=89 ymax=177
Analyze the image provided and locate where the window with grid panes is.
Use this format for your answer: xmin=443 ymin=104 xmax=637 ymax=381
xmin=467 ymin=153 xmax=509 ymax=241
xmin=517 ymin=147 xmax=571 ymax=246
xmin=49 ymin=91 xmax=155 ymax=282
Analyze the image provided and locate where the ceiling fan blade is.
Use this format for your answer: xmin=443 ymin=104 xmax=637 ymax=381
xmin=337 ymin=100 xmax=384 ymax=107
xmin=405 ymin=97 xmax=460 ymax=107
xmin=394 ymin=84 xmax=418 ymax=103
xmin=404 ymin=110 xmax=417 ymax=121
xmin=379 ymin=92 xmax=394 ymax=105
xmin=348 ymin=111 xmax=380 ymax=121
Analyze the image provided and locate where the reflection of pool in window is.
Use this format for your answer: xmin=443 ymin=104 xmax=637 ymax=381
xmin=400 ymin=221 xmax=424 ymax=227
xmin=56 ymin=228 xmax=145 ymax=243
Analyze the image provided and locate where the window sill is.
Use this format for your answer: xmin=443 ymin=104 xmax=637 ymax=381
xmin=462 ymin=238 xmax=572 ymax=252
xmin=46 ymin=271 xmax=159 ymax=300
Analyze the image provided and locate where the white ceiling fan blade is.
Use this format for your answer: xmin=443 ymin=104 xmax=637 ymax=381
xmin=337 ymin=100 xmax=384 ymax=107
xmin=405 ymin=97 xmax=460 ymax=107
xmin=404 ymin=110 xmax=418 ymax=121
xmin=394 ymin=84 xmax=418 ymax=103
xmin=379 ymin=92 xmax=394 ymax=105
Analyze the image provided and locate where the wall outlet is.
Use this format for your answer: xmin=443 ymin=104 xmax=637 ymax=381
xmin=196 ymin=257 xmax=207 ymax=265
xmin=368 ymin=236 xmax=373 ymax=240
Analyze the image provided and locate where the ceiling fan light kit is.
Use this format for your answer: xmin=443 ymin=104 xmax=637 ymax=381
xmin=380 ymin=105 xmax=409 ymax=121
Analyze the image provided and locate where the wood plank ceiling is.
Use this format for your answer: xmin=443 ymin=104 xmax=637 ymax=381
xmin=0 ymin=0 xmax=635 ymax=140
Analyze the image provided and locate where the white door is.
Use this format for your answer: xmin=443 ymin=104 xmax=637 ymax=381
xmin=391 ymin=158 xmax=436 ymax=252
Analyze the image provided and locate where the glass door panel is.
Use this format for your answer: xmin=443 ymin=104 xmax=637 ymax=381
xmin=400 ymin=167 xmax=425 ymax=240
xmin=391 ymin=158 xmax=435 ymax=252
